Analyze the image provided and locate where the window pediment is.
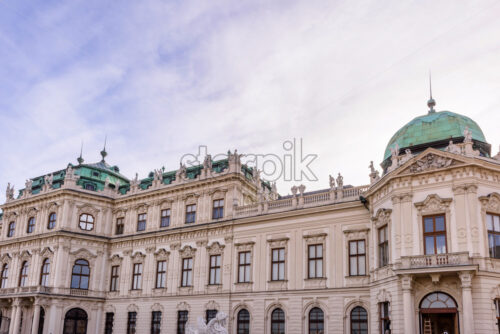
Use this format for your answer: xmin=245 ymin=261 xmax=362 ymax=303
xmin=131 ymin=251 xmax=145 ymax=261
xmin=109 ymin=254 xmax=123 ymax=265
xmin=0 ymin=253 xmax=12 ymax=263
xmin=414 ymin=194 xmax=452 ymax=214
xmin=207 ymin=241 xmax=225 ymax=255
xmin=155 ymin=248 xmax=170 ymax=260
xmin=70 ymin=248 xmax=97 ymax=259
xmin=479 ymin=192 xmax=500 ymax=214
xmin=40 ymin=247 xmax=54 ymax=258
xmin=234 ymin=241 xmax=255 ymax=252
xmin=303 ymin=233 xmax=327 ymax=244
xmin=179 ymin=245 xmax=196 ymax=258
xmin=372 ymin=208 xmax=392 ymax=228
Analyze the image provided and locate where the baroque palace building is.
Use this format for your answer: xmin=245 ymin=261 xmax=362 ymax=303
xmin=1 ymin=97 xmax=500 ymax=334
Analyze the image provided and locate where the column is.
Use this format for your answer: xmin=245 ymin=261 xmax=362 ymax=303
xmin=401 ymin=275 xmax=415 ymax=334
xmin=31 ymin=301 xmax=41 ymax=334
xmin=9 ymin=300 xmax=19 ymax=334
xmin=460 ymin=271 xmax=475 ymax=334
xmin=120 ymin=250 xmax=132 ymax=296
xmin=53 ymin=245 xmax=65 ymax=288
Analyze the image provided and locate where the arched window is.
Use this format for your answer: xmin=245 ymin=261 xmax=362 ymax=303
xmin=7 ymin=222 xmax=15 ymax=237
xmin=309 ymin=307 xmax=324 ymax=334
xmin=420 ymin=292 xmax=457 ymax=309
xmin=47 ymin=212 xmax=57 ymax=229
xmin=27 ymin=217 xmax=36 ymax=233
xmin=271 ymin=308 xmax=285 ymax=334
xmin=40 ymin=258 xmax=50 ymax=286
xmin=71 ymin=259 xmax=90 ymax=290
xmin=350 ymin=306 xmax=368 ymax=334
xmin=0 ymin=264 xmax=8 ymax=288
xmin=18 ymin=261 xmax=28 ymax=287
xmin=237 ymin=309 xmax=250 ymax=334
xmin=79 ymin=214 xmax=94 ymax=231
xmin=63 ymin=308 xmax=88 ymax=334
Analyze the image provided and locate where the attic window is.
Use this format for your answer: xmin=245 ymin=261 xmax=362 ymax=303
xmin=85 ymin=184 xmax=96 ymax=191
xmin=92 ymin=171 xmax=100 ymax=177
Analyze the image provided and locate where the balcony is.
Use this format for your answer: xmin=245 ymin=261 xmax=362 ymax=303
xmin=0 ymin=286 xmax=105 ymax=299
xmin=395 ymin=252 xmax=477 ymax=275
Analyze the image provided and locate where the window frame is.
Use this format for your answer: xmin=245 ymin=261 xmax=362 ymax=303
xmin=271 ymin=248 xmax=285 ymax=281
xmin=115 ymin=217 xmax=124 ymax=235
xmin=132 ymin=263 xmax=143 ymax=290
xmin=137 ymin=213 xmax=147 ymax=232
xmin=151 ymin=311 xmax=162 ymax=334
xmin=110 ymin=265 xmax=119 ymax=291
xmin=47 ymin=212 xmax=56 ymax=230
xmin=378 ymin=226 xmax=389 ymax=267
xmin=1 ymin=264 xmax=9 ymax=288
xmin=487 ymin=213 xmax=500 ymax=259
xmin=271 ymin=308 xmax=285 ymax=334
xmin=181 ymin=258 xmax=193 ymax=287
xmin=104 ymin=312 xmax=114 ymax=334
xmin=209 ymin=254 xmax=221 ymax=285
xmin=18 ymin=261 xmax=28 ymax=287
xmin=350 ymin=306 xmax=368 ymax=334
xmin=237 ymin=309 xmax=250 ymax=334
xmin=206 ymin=309 xmax=218 ymax=324
xmin=127 ymin=312 xmax=137 ymax=334
xmin=27 ymin=217 xmax=36 ymax=233
xmin=307 ymin=244 xmax=323 ymax=279
xmin=379 ymin=302 xmax=390 ymax=334
xmin=495 ymin=298 xmax=500 ymax=334
xmin=177 ymin=310 xmax=188 ymax=334
xmin=155 ymin=260 xmax=167 ymax=289
xmin=308 ymin=307 xmax=324 ymax=334
xmin=160 ymin=209 xmax=171 ymax=228
xmin=238 ymin=251 xmax=251 ymax=283
xmin=40 ymin=258 xmax=50 ymax=287
xmin=349 ymin=240 xmax=366 ymax=276
xmin=185 ymin=204 xmax=196 ymax=224
xmin=78 ymin=214 xmax=94 ymax=231
xmin=423 ymin=214 xmax=447 ymax=255
xmin=7 ymin=221 xmax=15 ymax=237
xmin=70 ymin=259 xmax=90 ymax=290
xmin=212 ymin=199 xmax=224 ymax=220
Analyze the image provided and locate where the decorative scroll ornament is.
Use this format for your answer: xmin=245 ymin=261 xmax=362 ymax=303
xmin=187 ymin=312 xmax=228 ymax=334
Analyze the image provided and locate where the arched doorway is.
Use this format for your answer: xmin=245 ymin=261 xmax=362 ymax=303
xmin=63 ymin=308 xmax=88 ymax=334
xmin=419 ymin=292 xmax=458 ymax=334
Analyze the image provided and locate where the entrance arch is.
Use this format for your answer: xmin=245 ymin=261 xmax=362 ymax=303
xmin=63 ymin=308 xmax=88 ymax=334
xmin=419 ymin=292 xmax=458 ymax=334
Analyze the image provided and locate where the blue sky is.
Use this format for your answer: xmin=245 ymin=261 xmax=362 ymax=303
xmin=1 ymin=0 xmax=500 ymax=201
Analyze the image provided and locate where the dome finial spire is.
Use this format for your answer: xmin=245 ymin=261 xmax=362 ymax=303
xmin=77 ymin=140 xmax=84 ymax=165
xmin=427 ymin=71 xmax=436 ymax=113
xmin=100 ymin=135 xmax=108 ymax=162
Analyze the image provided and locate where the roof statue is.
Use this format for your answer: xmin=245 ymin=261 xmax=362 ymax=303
xmin=329 ymin=175 xmax=335 ymax=189
xmin=336 ymin=173 xmax=343 ymax=189
xmin=187 ymin=311 xmax=228 ymax=334
xmin=445 ymin=140 xmax=461 ymax=155
xmin=115 ymin=179 xmax=121 ymax=193
xmin=369 ymin=161 xmax=380 ymax=184
xmin=65 ymin=165 xmax=75 ymax=180
xmin=44 ymin=174 xmax=53 ymax=188
xmin=400 ymin=148 xmax=413 ymax=165
xmin=463 ymin=126 xmax=473 ymax=143
xmin=203 ymin=154 xmax=213 ymax=170
xmin=25 ymin=179 xmax=33 ymax=194
xmin=6 ymin=183 xmax=14 ymax=201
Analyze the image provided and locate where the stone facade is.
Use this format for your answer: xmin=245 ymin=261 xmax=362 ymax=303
xmin=1 ymin=141 xmax=500 ymax=333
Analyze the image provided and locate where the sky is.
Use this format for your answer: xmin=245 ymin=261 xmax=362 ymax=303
xmin=1 ymin=0 xmax=500 ymax=203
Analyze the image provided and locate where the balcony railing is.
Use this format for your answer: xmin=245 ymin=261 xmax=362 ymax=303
xmin=398 ymin=252 xmax=472 ymax=270
xmin=234 ymin=185 xmax=368 ymax=218
xmin=0 ymin=286 xmax=104 ymax=298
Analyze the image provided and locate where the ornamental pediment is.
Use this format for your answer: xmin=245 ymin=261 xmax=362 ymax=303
xmin=397 ymin=151 xmax=464 ymax=175
xmin=479 ymin=192 xmax=500 ymax=214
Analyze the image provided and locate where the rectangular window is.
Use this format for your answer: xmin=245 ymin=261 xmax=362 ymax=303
xmin=127 ymin=312 xmax=137 ymax=334
xmin=378 ymin=226 xmax=389 ymax=267
xmin=177 ymin=310 xmax=188 ymax=334
xmin=132 ymin=263 xmax=142 ymax=290
xmin=379 ymin=302 xmax=390 ymax=334
xmin=105 ymin=312 xmax=114 ymax=334
xmin=423 ymin=215 xmax=447 ymax=255
xmin=110 ymin=265 xmax=119 ymax=291
xmin=206 ymin=309 xmax=218 ymax=323
xmin=156 ymin=260 xmax=167 ymax=289
xmin=151 ymin=311 xmax=162 ymax=334
xmin=487 ymin=213 xmax=500 ymax=259
xmin=209 ymin=255 xmax=221 ymax=285
xmin=116 ymin=218 xmax=124 ymax=235
xmin=181 ymin=258 xmax=193 ymax=287
xmin=185 ymin=204 xmax=196 ymax=224
xmin=137 ymin=213 xmax=147 ymax=231
xmin=160 ymin=209 xmax=171 ymax=228
xmin=212 ymin=199 xmax=224 ymax=219
xmin=495 ymin=299 xmax=500 ymax=334
xmin=238 ymin=251 xmax=251 ymax=283
xmin=27 ymin=217 xmax=35 ymax=234
xmin=308 ymin=244 xmax=323 ymax=278
xmin=349 ymin=240 xmax=366 ymax=276
xmin=271 ymin=248 xmax=285 ymax=281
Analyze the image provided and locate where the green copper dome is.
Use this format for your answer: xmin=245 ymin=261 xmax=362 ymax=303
xmin=383 ymin=110 xmax=487 ymax=160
